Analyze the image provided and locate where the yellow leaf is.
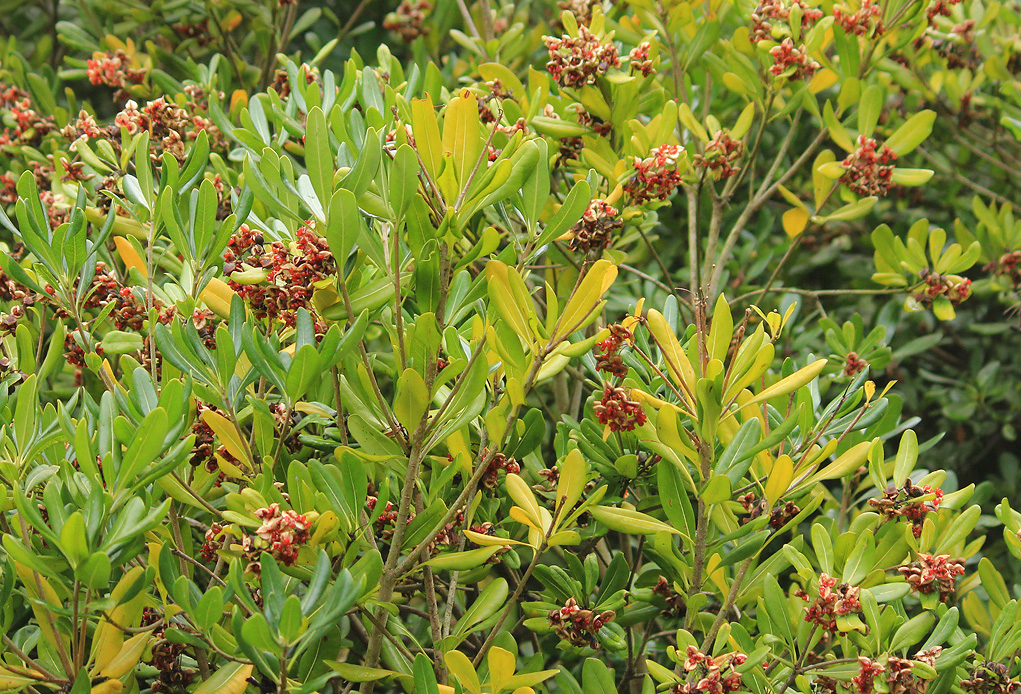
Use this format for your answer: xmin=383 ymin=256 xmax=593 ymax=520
xmin=744 ymin=358 xmax=827 ymax=406
xmin=463 ymin=529 xmax=529 ymax=547
xmin=555 ymin=449 xmax=586 ymax=524
xmin=98 ymin=631 xmax=151 ymax=679
xmin=488 ymin=647 xmax=515 ymax=693
xmin=194 ymin=663 xmax=254 ymax=694
xmin=442 ymin=89 xmax=482 ymax=186
xmin=200 ymin=278 xmax=236 ymax=319
xmin=114 ymin=236 xmax=147 ymax=277
xmin=445 ymin=651 xmax=482 ymax=694
xmin=764 ymin=455 xmax=793 ymax=505
xmin=201 ymin=408 xmax=251 ymax=468
xmin=555 ymin=260 xmax=617 ymax=341
xmin=506 ymin=473 xmax=542 ymax=525
xmin=412 ymin=95 xmax=443 ymax=183
xmin=646 ymin=309 xmax=696 ymax=401
xmin=783 ymin=208 xmax=810 ymax=238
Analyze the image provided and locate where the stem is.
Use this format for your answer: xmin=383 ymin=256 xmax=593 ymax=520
xmin=471 ymin=545 xmax=544 ymax=667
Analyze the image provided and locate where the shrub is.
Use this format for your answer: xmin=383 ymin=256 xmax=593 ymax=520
xmin=0 ymin=0 xmax=1019 ymax=693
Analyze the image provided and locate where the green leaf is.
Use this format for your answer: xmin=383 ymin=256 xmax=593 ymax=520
xmin=885 ymin=110 xmax=936 ymax=156
xmin=589 ymin=506 xmax=681 ymax=535
xmin=325 ymin=188 xmax=364 ymax=266
xmin=306 ymin=106 xmax=333 ymax=208
xmin=393 ymin=368 xmax=429 ymax=430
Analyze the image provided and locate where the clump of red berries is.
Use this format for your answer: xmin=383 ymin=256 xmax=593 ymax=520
xmin=384 ymin=0 xmax=432 ymax=42
xmin=628 ymin=42 xmax=655 ymax=76
xmin=483 ymin=451 xmax=521 ymax=490
xmin=594 ymin=323 xmax=633 ymax=378
xmin=224 ymin=222 xmax=335 ymax=333
xmin=694 ymin=131 xmax=745 ymax=181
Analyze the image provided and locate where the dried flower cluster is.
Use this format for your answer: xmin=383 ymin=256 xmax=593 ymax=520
xmin=0 ymin=85 xmax=55 ymax=146
xmin=628 ymin=42 xmax=655 ymax=76
xmin=840 ymin=135 xmax=897 ymax=196
xmin=987 ymin=250 xmax=1021 ymax=289
xmin=898 ymin=553 xmax=965 ymax=601
xmin=795 ymin=573 xmax=862 ymax=632
xmin=868 ymin=482 xmax=943 ymax=537
xmin=544 ymin=26 xmax=621 ymax=89
xmin=625 ymin=144 xmax=686 ymax=203
xmin=843 ymin=351 xmax=868 ymax=377
xmin=547 ymin=597 xmax=616 ymax=648
xmin=569 ymin=199 xmax=622 ymax=253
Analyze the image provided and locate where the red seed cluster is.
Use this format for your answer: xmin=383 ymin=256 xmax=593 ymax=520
xmin=749 ymin=0 xmax=824 ymax=43
xmin=840 ymin=135 xmax=897 ymax=196
xmin=112 ymin=97 xmax=224 ymax=162
xmin=898 ymin=553 xmax=965 ymax=602
xmin=694 ymin=131 xmax=745 ymax=181
xmin=201 ymin=522 xmax=224 ymax=562
xmin=383 ymin=0 xmax=432 ymax=42
xmin=843 ymin=351 xmax=868 ymax=377
xmin=547 ymin=597 xmax=616 ymax=648
xmin=483 ymin=451 xmax=521 ymax=490
xmin=834 ymin=0 xmax=884 ymax=36
xmin=885 ymin=649 xmax=943 ymax=694
xmin=624 ymin=144 xmax=686 ymax=203
xmin=367 ymin=495 xmax=399 ymax=539
xmin=672 ymin=648 xmax=746 ymax=694
xmin=926 ymin=0 xmax=963 ymax=24
xmin=769 ymin=38 xmax=820 ymax=81
xmin=544 ymin=25 xmax=621 ymax=89
xmin=244 ymin=503 xmax=311 ymax=566
xmin=86 ymin=50 xmax=147 ymax=94
xmin=0 ymin=85 xmax=55 ymax=146
xmin=795 ymin=573 xmax=862 ymax=632
xmin=961 ymin=662 xmax=1021 ymax=694
xmin=652 ymin=576 xmax=686 ymax=615
xmin=629 ymin=42 xmax=655 ymax=76
xmin=853 ymin=658 xmax=886 ymax=694
xmin=569 ymin=199 xmax=622 ymax=253
xmin=224 ymin=222 xmax=335 ymax=333
xmin=868 ymin=482 xmax=943 ymax=537
xmin=987 ymin=250 xmax=1021 ymax=289
xmin=594 ymin=384 xmax=646 ymax=432
xmin=912 ymin=269 xmax=972 ymax=309
xmin=594 ymin=323 xmax=633 ymax=378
